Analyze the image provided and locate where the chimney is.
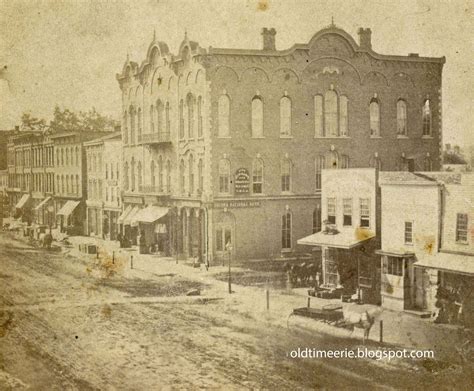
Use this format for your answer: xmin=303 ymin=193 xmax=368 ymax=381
xmin=261 ymin=28 xmax=276 ymax=51
xmin=357 ymin=27 xmax=372 ymax=50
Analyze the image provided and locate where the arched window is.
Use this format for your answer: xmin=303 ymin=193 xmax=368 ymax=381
xmin=325 ymin=90 xmax=338 ymax=136
xmin=281 ymin=158 xmax=291 ymax=192
xmin=315 ymin=156 xmax=325 ymax=190
xmin=369 ymin=98 xmax=380 ymax=137
xmin=188 ymin=154 xmax=194 ymax=194
xmin=198 ymin=159 xmax=203 ymax=193
xmin=252 ymin=158 xmax=264 ymax=194
xmin=71 ymin=175 xmax=76 ymax=194
xmin=156 ymin=100 xmax=164 ymax=134
xmin=187 ymin=94 xmax=195 ymax=139
xmin=124 ymin=162 xmax=129 ymax=190
xmin=218 ymin=94 xmax=230 ymax=137
xmin=166 ymin=159 xmax=171 ymax=193
xmin=130 ymin=158 xmax=135 ymax=191
xmin=312 ymin=206 xmax=321 ymax=233
xmin=197 ymin=96 xmax=203 ymax=138
xmin=218 ymin=158 xmax=230 ymax=194
xmin=165 ymin=102 xmax=171 ymax=135
xmin=281 ymin=211 xmax=292 ymax=250
xmin=424 ymin=156 xmax=432 ymax=171
xmin=341 ymin=155 xmax=350 ymax=169
xmin=369 ymin=155 xmax=382 ymax=171
xmin=65 ymin=148 xmax=69 ymax=166
xmin=130 ymin=107 xmax=135 ymax=144
xmin=422 ymin=99 xmax=432 ymax=136
xmin=150 ymin=105 xmax=155 ymax=133
xmin=75 ymin=146 xmax=79 ymax=166
xmin=76 ymin=175 xmax=79 ymax=195
xmin=123 ymin=112 xmax=128 ymax=144
xmin=56 ymin=175 xmax=60 ymax=193
xmin=328 ymin=151 xmax=339 ymax=169
xmin=66 ymin=175 xmax=70 ymax=194
xmin=251 ymin=96 xmax=264 ymax=138
xmin=179 ymin=100 xmax=184 ymax=139
xmin=280 ymin=96 xmax=291 ymax=137
xmin=137 ymin=108 xmax=142 ymax=142
xmin=314 ymin=95 xmax=324 ymax=137
xmin=150 ymin=160 xmax=156 ymax=187
xmin=179 ymin=159 xmax=185 ymax=194
xmin=158 ymin=156 xmax=163 ymax=192
xmin=137 ymin=162 xmax=142 ymax=190
xmin=397 ymin=99 xmax=407 ymax=136
xmin=339 ymin=95 xmax=348 ymax=136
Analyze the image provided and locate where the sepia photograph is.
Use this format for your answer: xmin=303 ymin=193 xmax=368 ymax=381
xmin=0 ymin=0 xmax=473 ymax=389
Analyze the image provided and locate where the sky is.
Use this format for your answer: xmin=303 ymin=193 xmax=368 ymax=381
xmin=1 ymin=0 xmax=473 ymax=146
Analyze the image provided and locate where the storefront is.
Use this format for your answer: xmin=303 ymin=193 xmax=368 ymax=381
xmin=56 ymin=200 xmax=82 ymax=235
xmin=134 ymin=205 xmax=170 ymax=255
xmin=34 ymin=196 xmax=54 ymax=227
xmin=87 ymin=204 xmax=103 ymax=237
xmin=15 ymin=194 xmax=33 ymax=224
xmin=103 ymin=209 xmax=120 ymax=240
xmin=123 ymin=206 xmax=140 ymax=245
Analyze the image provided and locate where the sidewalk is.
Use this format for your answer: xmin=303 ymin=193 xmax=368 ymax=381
xmin=60 ymin=234 xmax=467 ymax=361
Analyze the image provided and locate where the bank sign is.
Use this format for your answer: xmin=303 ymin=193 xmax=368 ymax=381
xmin=234 ymin=168 xmax=250 ymax=194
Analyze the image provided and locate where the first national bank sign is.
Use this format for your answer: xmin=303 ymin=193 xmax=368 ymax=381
xmin=234 ymin=168 xmax=250 ymax=195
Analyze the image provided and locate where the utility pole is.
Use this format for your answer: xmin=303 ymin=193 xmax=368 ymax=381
xmin=226 ymin=241 xmax=233 ymax=294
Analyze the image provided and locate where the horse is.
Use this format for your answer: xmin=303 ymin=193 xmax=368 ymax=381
xmin=39 ymin=232 xmax=53 ymax=249
xmin=342 ymin=307 xmax=376 ymax=344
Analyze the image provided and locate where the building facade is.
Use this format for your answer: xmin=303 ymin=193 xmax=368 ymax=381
xmin=116 ymin=24 xmax=444 ymax=263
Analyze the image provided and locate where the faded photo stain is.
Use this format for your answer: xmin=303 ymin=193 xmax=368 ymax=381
xmin=257 ymin=0 xmax=269 ymax=12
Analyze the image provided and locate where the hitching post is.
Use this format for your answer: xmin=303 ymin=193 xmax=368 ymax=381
xmin=226 ymin=241 xmax=233 ymax=294
xmin=112 ymin=251 xmax=115 ymax=264
xmin=379 ymin=320 xmax=383 ymax=343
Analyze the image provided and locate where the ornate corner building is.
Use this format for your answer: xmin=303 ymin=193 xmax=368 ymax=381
xmin=116 ymin=24 xmax=444 ymax=263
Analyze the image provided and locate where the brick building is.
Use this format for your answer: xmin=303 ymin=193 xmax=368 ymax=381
xmin=116 ymin=24 xmax=444 ymax=263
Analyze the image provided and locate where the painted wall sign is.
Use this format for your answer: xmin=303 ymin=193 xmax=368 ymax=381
xmin=214 ymin=201 xmax=261 ymax=209
xmin=234 ymin=168 xmax=250 ymax=194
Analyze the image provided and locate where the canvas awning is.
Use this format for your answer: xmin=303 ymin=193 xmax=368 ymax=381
xmin=56 ymin=200 xmax=80 ymax=217
xmin=15 ymin=194 xmax=31 ymax=209
xmin=117 ymin=205 xmax=132 ymax=224
xmin=34 ymin=196 xmax=52 ymax=211
xmin=123 ymin=206 xmax=140 ymax=226
xmin=414 ymin=252 xmax=474 ymax=276
xmin=134 ymin=206 xmax=169 ymax=224
xmin=297 ymin=228 xmax=375 ymax=249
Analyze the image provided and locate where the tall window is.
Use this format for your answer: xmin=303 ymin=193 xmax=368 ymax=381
xmin=339 ymin=95 xmax=348 ymax=136
xmin=158 ymin=156 xmax=163 ymax=192
xmin=130 ymin=107 xmax=135 ymax=144
xmin=360 ymin=198 xmax=370 ymax=228
xmin=404 ymin=221 xmax=413 ymax=244
xmin=252 ymin=158 xmax=263 ymax=194
xmin=187 ymin=94 xmax=194 ymax=139
xmin=422 ymin=99 xmax=432 ymax=136
xmin=150 ymin=105 xmax=155 ymax=133
xmin=341 ymin=155 xmax=350 ymax=169
xmin=343 ymin=198 xmax=352 ymax=226
xmin=281 ymin=212 xmax=292 ymax=250
xmin=123 ymin=112 xmax=128 ymax=144
xmin=76 ymin=175 xmax=79 ymax=195
xmin=130 ymin=159 xmax=135 ymax=191
xmin=179 ymin=159 xmax=185 ymax=194
xmin=165 ymin=102 xmax=170 ymax=134
xmin=315 ymin=156 xmax=325 ymax=191
xmin=166 ymin=160 xmax=171 ymax=193
xmin=314 ymin=95 xmax=323 ymax=137
xmin=456 ymin=213 xmax=468 ymax=243
xmin=137 ymin=108 xmax=142 ymax=141
xmin=397 ymin=99 xmax=407 ymax=136
xmin=66 ymin=175 xmax=70 ymax=194
xmin=369 ymin=156 xmax=382 ymax=170
xmin=369 ymin=98 xmax=380 ymax=136
xmin=219 ymin=159 xmax=230 ymax=194
xmin=198 ymin=159 xmax=203 ymax=193
xmin=327 ymin=198 xmax=336 ymax=225
xmin=188 ymin=154 xmax=194 ymax=194
xmin=137 ymin=162 xmax=142 ymax=190
xmin=251 ymin=96 xmax=264 ymax=138
xmin=281 ymin=158 xmax=291 ymax=192
xmin=280 ymin=96 xmax=291 ymax=137
xmin=150 ymin=160 xmax=156 ymax=187
xmin=197 ymin=96 xmax=203 ymax=138
xmin=424 ymin=156 xmax=432 ymax=171
xmin=66 ymin=148 xmax=69 ymax=166
xmin=179 ymin=100 xmax=184 ymax=139
xmin=218 ymin=94 xmax=230 ymax=137
xmin=312 ymin=206 xmax=321 ymax=233
xmin=325 ymin=90 xmax=338 ymax=136
xmin=156 ymin=100 xmax=164 ymax=134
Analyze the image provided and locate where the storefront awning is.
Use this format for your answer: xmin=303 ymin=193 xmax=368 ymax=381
xmin=374 ymin=249 xmax=415 ymax=258
xmin=57 ymin=200 xmax=80 ymax=217
xmin=297 ymin=228 xmax=375 ymax=249
xmin=34 ymin=196 xmax=52 ymax=211
xmin=117 ymin=205 xmax=132 ymax=224
xmin=134 ymin=206 xmax=169 ymax=224
xmin=15 ymin=194 xmax=31 ymax=209
xmin=123 ymin=206 xmax=140 ymax=226
xmin=415 ymin=252 xmax=474 ymax=276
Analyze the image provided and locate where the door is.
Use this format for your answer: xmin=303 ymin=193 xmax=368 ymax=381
xmin=215 ymin=225 xmax=233 ymax=258
xmin=403 ymin=258 xmax=412 ymax=309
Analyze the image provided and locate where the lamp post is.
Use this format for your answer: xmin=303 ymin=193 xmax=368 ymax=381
xmin=226 ymin=241 xmax=233 ymax=294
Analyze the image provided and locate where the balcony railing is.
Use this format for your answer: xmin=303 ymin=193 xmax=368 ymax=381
xmin=138 ymin=185 xmax=168 ymax=194
xmin=141 ymin=132 xmax=171 ymax=145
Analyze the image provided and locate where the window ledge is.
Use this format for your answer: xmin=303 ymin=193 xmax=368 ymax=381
xmin=251 ymin=136 xmax=266 ymax=139
xmin=217 ymin=136 xmax=232 ymax=139
xmin=281 ymin=248 xmax=293 ymax=253
xmin=281 ymin=191 xmax=294 ymax=195
xmin=252 ymin=193 xmax=266 ymax=197
xmin=397 ymin=135 xmax=409 ymax=139
xmin=218 ymin=193 xmax=232 ymax=197
xmin=421 ymin=135 xmax=434 ymax=139
xmin=404 ymin=242 xmax=414 ymax=246
xmin=455 ymin=241 xmax=469 ymax=245
xmin=314 ymin=136 xmax=350 ymax=139
xmin=370 ymin=136 xmax=382 ymax=139
xmin=280 ymin=135 xmax=293 ymax=139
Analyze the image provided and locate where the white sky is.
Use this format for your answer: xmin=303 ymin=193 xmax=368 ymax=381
xmin=1 ymin=0 xmax=473 ymax=146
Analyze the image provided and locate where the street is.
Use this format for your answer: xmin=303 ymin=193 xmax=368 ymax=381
xmin=0 ymin=232 xmax=471 ymax=390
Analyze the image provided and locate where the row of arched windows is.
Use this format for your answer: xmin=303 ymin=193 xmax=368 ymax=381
xmin=32 ymin=147 xmax=54 ymax=167
xmin=179 ymin=156 xmax=204 ymax=195
xmin=32 ymin=173 xmax=54 ymax=193
xmin=88 ymin=179 xmax=103 ymax=200
xmin=56 ymin=174 xmax=80 ymax=195
xmin=56 ymin=146 xmax=80 ymax=167
xmin=123 ymin=157 xmax=174 ymax=193
xmin=216 ymin=91 xmax=433 ymax=138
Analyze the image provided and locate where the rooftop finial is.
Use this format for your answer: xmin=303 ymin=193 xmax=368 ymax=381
xmin=331 ymin=16 xmax=335 ymax=26
xmin=184 ymin=29 xmax=188 ymax=40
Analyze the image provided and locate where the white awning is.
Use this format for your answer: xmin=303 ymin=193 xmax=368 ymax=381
xmin=415 ymin=252 xmax=474 ymax=276
xmin=15 ymin=194 xmax=31 ymax=209
xmin=117 ymin=205 xmax=132 ymax=224
xmin=34 ymin=197 xmax=52 ymax=211
xmin=56 ymin=200 xmax=80 ymax=217
xmin=123 ymin=206 xmax=140 ymax=226
xmin=297 ymin=228 xmax=375 ymax=249
xmin=134 ymin=206 xmax=169 ymax=224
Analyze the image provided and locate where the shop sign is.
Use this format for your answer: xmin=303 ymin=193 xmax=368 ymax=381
xmin=214 ymin=201 xmax=261 ymax=209
xmin=234 ymin=168 xmax=250 ymax=194
xmin=123 ymin=196 xmax=143 ymax=204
